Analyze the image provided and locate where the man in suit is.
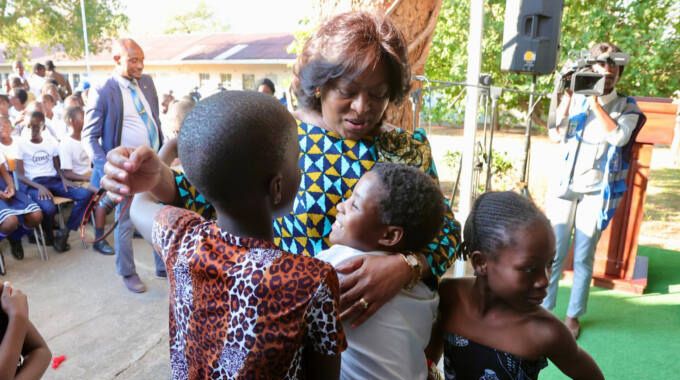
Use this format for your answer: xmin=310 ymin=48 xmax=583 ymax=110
xmin=83 ymin=38 xmax=165 ymax=293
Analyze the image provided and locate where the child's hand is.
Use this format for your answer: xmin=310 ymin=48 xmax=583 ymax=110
xmin=1 ymin=281 xmax=29 ymax=320
xmin=102 ymin=146 xmax=163 ymax=203
xmin=37 ymin=185 xmax=53 ymax=200
xmin=4 ymin=185 xmax=15 ymax=199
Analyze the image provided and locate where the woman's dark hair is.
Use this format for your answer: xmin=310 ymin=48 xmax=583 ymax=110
xmin=292 ymin=11 xmax=411 ymax=112
xmin=463 ymin=191 xmax=551 ymax=258
xmin=257 ymin=78 xmax=276 ymax=94
xmin=371 ymin=163 xmax=445 ymax=252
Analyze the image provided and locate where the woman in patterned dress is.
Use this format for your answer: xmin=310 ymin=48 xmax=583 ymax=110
xmin=102 ymin=11 xmax=461 ymax=326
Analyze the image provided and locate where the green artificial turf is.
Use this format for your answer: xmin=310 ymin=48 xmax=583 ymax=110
xmin=540 ymin=246 xmax=680 ymax=379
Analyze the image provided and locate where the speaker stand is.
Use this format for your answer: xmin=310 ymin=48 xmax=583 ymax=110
xmin=518 ymin=74 xmax=538 ymax=198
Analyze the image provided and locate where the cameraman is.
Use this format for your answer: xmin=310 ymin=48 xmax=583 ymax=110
xmin=542 ymin=42 xmax=645 ymax=338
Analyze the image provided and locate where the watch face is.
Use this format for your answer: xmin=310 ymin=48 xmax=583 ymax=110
xmin=406 ymin=254 xmax=419 ymax=267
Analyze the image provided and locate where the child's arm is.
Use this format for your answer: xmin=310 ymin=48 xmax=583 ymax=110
xmin=14 ymin=320 xmax=50 ymax=380
xmin=61 ymin=169 xmax=90 ymax=183
xmin=544 ymin=320 xmax=604 ymax=380
xmin=0 ymin=283 xmax=29 ymax=380
xmin=16 ymin=160 xmax=52 ymax=200
xmin=53 ymin=156 xmax=71 ymax=191
xmin=0 ymin=165 xmax=15 ymax=200
xmin=100 ymin=146 xmax=176 ymax=204
xmin=425 ymin=279 xmax=455 ymax=377
xmin=131 ymin=192 xmax=165 ymax=244
xmin=158 ymin=137 xmax=178 ymax=166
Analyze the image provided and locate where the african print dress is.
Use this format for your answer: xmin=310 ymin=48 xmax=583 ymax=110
xmin=174 ymin=122 xmax=462 ymax=277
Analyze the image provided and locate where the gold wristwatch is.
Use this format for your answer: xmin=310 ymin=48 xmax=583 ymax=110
xmin=400 ymin=253 xmax=421 ymax=290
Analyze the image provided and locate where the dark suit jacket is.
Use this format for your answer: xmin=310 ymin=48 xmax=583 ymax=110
xmin=83 ymin=74 xmax=162 ymax=164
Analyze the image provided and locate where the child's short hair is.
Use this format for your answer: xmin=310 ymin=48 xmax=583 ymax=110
xmin=463 ymin=191 xmax=550 ymax=257
xmin=40 ymin=94 xmax=55 ymax=105
xmin=30 ymin=110 xmax=45 ymax=123
xmin=64 ymin=106 xmax=83 ymax=123
xmin=370 ymin=162 xmax=445 ymax=251
xmin=178 ymin=91 xmax=296 ymax=210
xmin=0 ymin=95 xmax=9 ymax=105
xmin=10 ymin=89 xmax=28 ymax=105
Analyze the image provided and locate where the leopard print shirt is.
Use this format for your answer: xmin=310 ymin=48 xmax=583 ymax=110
xmin=153 ymin=206 xmax=347 ymax=379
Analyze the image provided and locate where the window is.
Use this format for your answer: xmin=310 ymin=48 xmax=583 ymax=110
xmin=220 ymin=73 xmax=232 ymax=89
xmin=72 ymin=73 xmax=81 ymax=90
xmin=242 ymin=74 xmax=255 ymax=90
xmin=199 ymin=73 xmax=210 ymax=88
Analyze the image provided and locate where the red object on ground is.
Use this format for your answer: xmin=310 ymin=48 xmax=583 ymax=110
xmin=51 ymin=355 xmax=66 ymax=369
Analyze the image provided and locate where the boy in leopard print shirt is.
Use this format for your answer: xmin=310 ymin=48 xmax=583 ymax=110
xmin=128 ymin=91 xmax=346 ymax=379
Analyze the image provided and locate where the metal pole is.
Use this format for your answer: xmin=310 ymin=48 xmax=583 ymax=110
xmin=454 ymin=0 xmax=484 ymax=277
xmin=519 ymin=74 xmax=537 ymax=197
xmin=80 ymin=0 xmax=91 ymax=76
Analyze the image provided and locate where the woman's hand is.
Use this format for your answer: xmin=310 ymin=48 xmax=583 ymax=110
xmin=101 ymin=146 xmax=163 ymax=203
xmin=336 ymin=254 xmax=411 ymax=327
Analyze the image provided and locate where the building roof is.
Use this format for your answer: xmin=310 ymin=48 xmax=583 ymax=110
xmin=0 ymin=33 xmax=296 ymax=66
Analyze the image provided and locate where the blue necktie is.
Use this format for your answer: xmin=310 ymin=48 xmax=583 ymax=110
xmin=128 ymin=80 xmax=160 ymax=151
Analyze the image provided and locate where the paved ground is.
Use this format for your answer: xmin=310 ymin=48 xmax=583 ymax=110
xmin=2 ymin=237 xmax=170 ymax=380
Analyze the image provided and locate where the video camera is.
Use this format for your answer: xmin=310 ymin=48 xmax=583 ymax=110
xmin=558 ymin=50 xmax=630 ymax=96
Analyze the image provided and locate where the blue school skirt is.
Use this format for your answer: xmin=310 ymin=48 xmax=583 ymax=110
xmin=0 ymin=177 xmax=41 ymax=225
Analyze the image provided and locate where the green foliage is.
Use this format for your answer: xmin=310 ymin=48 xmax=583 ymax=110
xmin=425 ymin=0 xmax=680 ymax=125
xmin=443 ymin=148 xmax=517 ymax=193
xmin=0 ymin=0 xmax=129 ymax=59
xmin=163 ymin=0 xmax=229 ymax=35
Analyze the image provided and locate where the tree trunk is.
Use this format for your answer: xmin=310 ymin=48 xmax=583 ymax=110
xmin=313 ymin=0 xmax=442 ymax=132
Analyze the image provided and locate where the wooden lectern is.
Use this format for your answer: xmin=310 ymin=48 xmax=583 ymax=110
xmin=564 ymin=97 xmax=677 ymax=294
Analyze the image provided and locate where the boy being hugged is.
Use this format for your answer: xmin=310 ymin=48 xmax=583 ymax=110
xmin=316 ymin=162 xmax=444 ymax=380
xmin=125 ymin=91 xmax=346 ymax=379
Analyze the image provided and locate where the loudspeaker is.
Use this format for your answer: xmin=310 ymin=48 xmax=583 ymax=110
xmin=501 ymin=0 xmax=564 ymax=75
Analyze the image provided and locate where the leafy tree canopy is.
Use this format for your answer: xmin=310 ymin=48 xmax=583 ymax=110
xmin=0 ymin=0 xmax=128 ymax=59
xmin=425 ymin=0 xmax=679 ymax=123
xmin=163 ymin=0 xmax=229 ymax=35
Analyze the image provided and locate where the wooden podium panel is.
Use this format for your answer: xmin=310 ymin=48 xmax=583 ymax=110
xmin=564 ymin=98 xmax=677 ymax=294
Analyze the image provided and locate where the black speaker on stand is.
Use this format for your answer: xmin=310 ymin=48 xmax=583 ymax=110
xmin=501 ymin=0 xmax=564 ymax=197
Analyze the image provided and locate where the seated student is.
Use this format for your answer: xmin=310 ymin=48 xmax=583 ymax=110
xmin=426 ymin=191 xmax=604 ymax=380
xmin=58 ymin=106 xmax=114 ymax=255
xmin=316 ymin=162 xmax=444 ymax=380
xmin=0 ymin=115 xmax=20 ymax=161
xmin=126 ymin=91 xmax=345 ymax=379
xmin=16 ymin=111 xmax=93 ymax=252
xmin=0 ymin=281 xmax=51 ymax=380
xmin=41 ymin=83 xmax=64 ymax=122
xmin=40 ymin=94 xmax=68 ymax=141
xmin=19 ymin=102 xmax=58 ymax=144
xmin=0 ymin=146 xmax=43 ymax=260
xmin=7 ymin=89 xmax=28 ymax=126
